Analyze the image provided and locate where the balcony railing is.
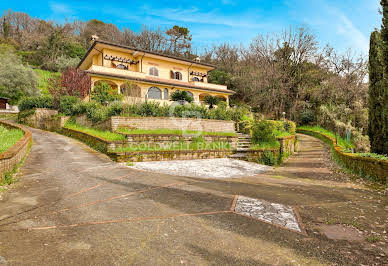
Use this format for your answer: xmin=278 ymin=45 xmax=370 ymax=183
xmin=88 ymin=65 xmax=228 ymax=91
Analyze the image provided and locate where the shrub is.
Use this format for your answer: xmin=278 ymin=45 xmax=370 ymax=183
xmin=203 ymin=95 xmax=220 ymax=109
xmin=298 ymin=109 xmax=315 ymax=125
xmin=252 ymin=120 xmax=277 ymax=143
xmin=84 ymin=101 xmax=107 ymax=123
xmin=59 ymin=95 xmax=80 ymax=116
xmin=284 ymin=120 xmax=296 ymax=135
xmin=19 ymin=96 xmax=54 ymax=111
xmin=170 ymin=90 xmax=193 ymax=103
xmin=91 ymin=82 xmax=122 ymax=104
xmin=106 ymin=102 xmax=124 ymax=117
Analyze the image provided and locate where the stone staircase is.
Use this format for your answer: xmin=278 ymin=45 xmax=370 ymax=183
xmin=229 ymin=133 xmax=252 ymax=160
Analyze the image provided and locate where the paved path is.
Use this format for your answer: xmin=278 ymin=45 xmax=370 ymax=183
xmin=0 ymin=129 xmax=387 ymax=265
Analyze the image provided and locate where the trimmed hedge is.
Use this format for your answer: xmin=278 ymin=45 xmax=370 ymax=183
xmin=19 ymin=96 xmax=54 ymax=111
xmin=297 ymin=128 xmax=388 ymax=185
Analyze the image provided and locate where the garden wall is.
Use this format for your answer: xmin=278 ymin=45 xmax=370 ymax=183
xmin=110 ymin=116 xmax=236 ymax=133
xmin=110 ymin=150 xmax=234 ymax=163
xmin=297 ymin=129 xmax=387 ymax=184
xmin=19 ymin=108 xmax=69 ymax=132
xmin=0 ymin=121 xmax=32 ymax=181
xmin=246 ymin=136 xmax=297 ymax=165
xmin=120 ymin=134 xmax=238 ymax=149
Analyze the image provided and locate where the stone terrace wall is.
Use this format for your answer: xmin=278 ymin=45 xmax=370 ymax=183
xmin=0 ymin=121 xmax=32 ymax=181
xmin=110 ymin=150 xmax=234 ymax=163
xmin=19 ymin=108 xmax=69 ymax=132
xmin=111 ymin=116 xmax=235 ymax=133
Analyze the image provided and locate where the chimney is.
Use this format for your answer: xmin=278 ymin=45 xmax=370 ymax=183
xmin=90 ymin=34 xmax=99 ymax=44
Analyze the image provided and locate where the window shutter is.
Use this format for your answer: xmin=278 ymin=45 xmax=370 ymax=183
xmin=170 ymin=70 xmax=175 ymax=79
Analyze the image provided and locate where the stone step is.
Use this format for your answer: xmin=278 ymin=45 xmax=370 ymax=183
xmin=229 ymin=153 xmax=248 ymax=159
xmin=236 ymin=148 xmax=250 ymax=152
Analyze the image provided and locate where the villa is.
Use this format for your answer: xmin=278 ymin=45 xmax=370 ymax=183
xmin=77 ymin=37 xmax=235 ymax=105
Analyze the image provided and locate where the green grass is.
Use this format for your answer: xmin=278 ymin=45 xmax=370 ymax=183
xmin=274 ymin=130 xmax=292 ymax=138
xmin=251 ymin=139 xmax=280 ymax=150
xmin=64 ymin=122 xmax=126 ymax=141
xmin=112 ymin=141 xmax=232 ymax=153
xmin=354 ymin=153 xmax=388 ymax=161
xmin=297 ymin=125 xmax=354 ymax=150
xmin=116 ymin=127 xmax=237 ymax=136
xmin=34 ymin=69 xmax=60 ymax=95
xmin=0 ymin=125 xmax=25 ymax=153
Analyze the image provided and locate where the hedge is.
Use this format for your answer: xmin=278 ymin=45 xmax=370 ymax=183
xmin=297 ymin=128 xmax=388 ymax=185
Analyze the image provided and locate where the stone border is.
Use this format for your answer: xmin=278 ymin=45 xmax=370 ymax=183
xmin=110 ymin=149 xmax=234 ymax=163
xmin=297 ymin=129 xmax=388 ymax=184
xmin=0 ymin=121 xmax=32 ymax=181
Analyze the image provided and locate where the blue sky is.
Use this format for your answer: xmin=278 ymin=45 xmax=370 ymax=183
xmin=0 ymin=0 xmax=381 ymax=55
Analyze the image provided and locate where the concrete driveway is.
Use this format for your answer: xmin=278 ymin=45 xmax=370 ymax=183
xmin=0 ymin=128 xmax=386 ymax=265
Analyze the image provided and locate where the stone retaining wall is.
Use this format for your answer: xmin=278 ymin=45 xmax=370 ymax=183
xmin=0 ymin=121 xmax=32 ymax=181
xmin=245 ymin=136 xmax=297 ymax=165
xmin=115 ymin=134 xmax=238 ymax=150
xmin=297 ymin=129 xmax=387 ymax=184
xmin=110 ymin=150 xmax=234 ymax=163
xmin=111 ymin=116 xmax=235 ymax=133
xmin=19 ymin=108 xmax=69 ymax=132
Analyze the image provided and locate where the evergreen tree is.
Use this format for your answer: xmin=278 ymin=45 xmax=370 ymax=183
xmin=378 ymin=0 xmax=388 ymax=154
xmin=368 ymin=31 xmax=385 ymax=153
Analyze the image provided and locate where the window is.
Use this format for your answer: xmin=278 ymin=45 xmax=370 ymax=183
xmin=164 ymin=88 xmax=169 ymax=100
xmin=192 ymin=77 xmax=200 ymax=82
xmin=116 ymin=63 xmax=128 ymax=70
xmin=120 ymin=83 xmax=141 ymax=97
xmin=147 ymin=87 xmax=162 ymax=99
xmin=149 ymin=67 xmax=159 ymax=76
xmin=174 ymin=72 xmax=182 ymax=80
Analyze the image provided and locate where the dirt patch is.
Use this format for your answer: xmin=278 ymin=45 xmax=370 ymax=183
xmin=319 ymin=224 xmax=364 ymax=241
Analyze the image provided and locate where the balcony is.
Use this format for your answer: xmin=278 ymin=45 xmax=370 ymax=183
xmin=88 ymin=65 xmax=146 ymax=79
xmin=87 ymin=65 xmax=229 ymax=92
xmin=190 ymin=81 xmax=227 ymax=91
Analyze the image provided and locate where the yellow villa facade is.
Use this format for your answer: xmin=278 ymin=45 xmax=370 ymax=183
xmin=77 ymin=39 xmax=234 ymax=105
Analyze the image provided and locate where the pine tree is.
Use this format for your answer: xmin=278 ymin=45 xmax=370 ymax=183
xmin=368 ymin=31 xmax=385 ymax=153
xmin=379 ymin=0 xmax=388 ymax=154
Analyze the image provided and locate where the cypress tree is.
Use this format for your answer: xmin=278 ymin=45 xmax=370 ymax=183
xmin=368 ymin=31 xmax=385 ymax=154
xmin=377 ymin=0 xmax=388 ymax=154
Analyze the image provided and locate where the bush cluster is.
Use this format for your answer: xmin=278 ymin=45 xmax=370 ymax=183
xmin=19 ymin=96 xmax=54 ymax=111
xmin=58 ymin=100 xmax=249 ymax=124
xmin=251 ymin=120 xmax=296 ymax=144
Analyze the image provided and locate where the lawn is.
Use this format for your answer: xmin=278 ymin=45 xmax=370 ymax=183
xmin=0 ymin=125 xmax=25 ymax=153
xmin=64 ymin=122 xmax=126 ymax=141
xmin=116 ymin=127 xmax=237 ymax=137
xmin=112 ymin=141 xmax=232 ymax=153
xmin=251 ymin=139 xmax=280 ymax=150
xmin=34 ymin=69 xmax=60 ymax=95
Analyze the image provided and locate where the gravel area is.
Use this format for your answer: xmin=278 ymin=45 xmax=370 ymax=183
xmin=234 ymin=196 xmax=301 ymax=232
xmin=127 ymin=158 xmax=271 ymax=178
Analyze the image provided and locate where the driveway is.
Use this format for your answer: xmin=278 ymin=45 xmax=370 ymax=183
xmin=0 ymin=128 xmax=386 ymax=265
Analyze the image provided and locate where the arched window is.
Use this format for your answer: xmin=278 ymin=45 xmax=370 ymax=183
xmin=174 ymin=72 xmax=182 ymax=80
xmin=147 ymin=87 xmax=162 ymax=99
xmin=192 ymin=77 xmax=200 ymax=82
xmin=164 ymin=88 xmax=169 ymax=100
xmin=120 ymin=83 xmax=141 ymax=97
xmin=149 ymin=67 xmax=159 ymax=76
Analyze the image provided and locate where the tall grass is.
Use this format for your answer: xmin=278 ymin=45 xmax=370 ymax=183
xmin=0 ymin=125 xmax=24 ymax=153
xmin=34 ymin=69 xmax=60 ymax=95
